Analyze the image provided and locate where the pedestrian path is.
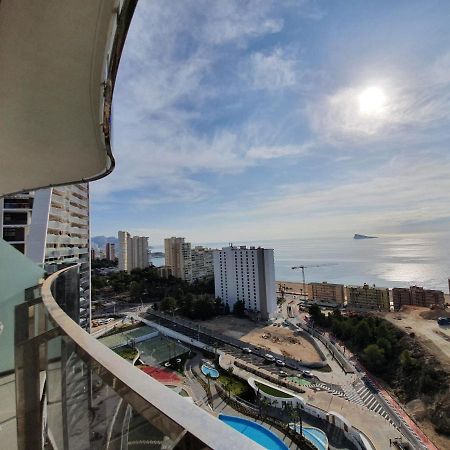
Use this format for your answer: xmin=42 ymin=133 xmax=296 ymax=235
xmin=309 ymin=382 xmax=346 ymax=398
xmin=353 ymin=382 xmax=395 ymax=425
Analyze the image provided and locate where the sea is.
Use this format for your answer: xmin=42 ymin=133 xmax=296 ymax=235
xmin=150 ymin=233 xmax=450 ymax=292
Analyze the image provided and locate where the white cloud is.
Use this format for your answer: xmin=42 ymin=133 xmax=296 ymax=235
xmin=202 ymin=153 xmax=450 ymax=239
xmin=307 ymin=57 xmax=450 ymax=146
xmin=246 ymin=49 xmax=297 ymax=89
xmin=246 ymin=142 xmax=313 ymax=160
xmin=201 ymin=1 xmax=284 ymax=45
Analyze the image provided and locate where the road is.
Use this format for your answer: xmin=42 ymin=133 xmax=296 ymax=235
xmin=143 ymin=310 xmax=317 ymax=379
xmin=114 ymin=302 xmax=432 ymax=450
xmin=285 ymin=301 xmax=435 ymax=450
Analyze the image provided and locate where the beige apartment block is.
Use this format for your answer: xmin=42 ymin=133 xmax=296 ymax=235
xmin=118 ymin=231 xmax=149 ymax=272
xmin=347 ymin=283 xmax=390 ymax=311
xmin=307 ymin=282 xmax=345 ymax=305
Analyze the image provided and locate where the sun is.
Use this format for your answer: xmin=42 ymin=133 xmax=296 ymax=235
xmin=358 ymin=86 xmax=387 ymax=115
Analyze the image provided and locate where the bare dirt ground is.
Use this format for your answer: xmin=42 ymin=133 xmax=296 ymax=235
xmin=199 ymin=316 xmax=323 ymax=363
xmin=381 ymin=307 xmax=450 ymax=449
xmin=382 ymin=306 xmax=450 ymax=371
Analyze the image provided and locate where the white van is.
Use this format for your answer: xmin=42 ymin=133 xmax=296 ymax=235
xmin=264 ymin=354 xmax=275 ymax=362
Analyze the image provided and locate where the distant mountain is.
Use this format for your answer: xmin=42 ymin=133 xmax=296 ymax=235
xmin=91 ymin=235 xmax=119 ymax=248
xmin=354 ymin=234 xmax=378 ymax=240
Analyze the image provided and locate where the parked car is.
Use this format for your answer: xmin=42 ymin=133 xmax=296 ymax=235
xmin=302 ymin=370 xmax=313 ymax=378
xmin=279 ymin=370 xmax=288 ymax=377
xmin=242 ymin=347 xmax=252 ymax=353
xmin=276 ymin=359 xmax=285 ymax=366
xmin=264 ymin=354 xmax=275 ymax=362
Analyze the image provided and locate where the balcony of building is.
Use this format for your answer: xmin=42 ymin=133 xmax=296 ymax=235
xmin=1 ymin=264 xmax=261 ymax=450
xmin=0 ymin=1 xmax=281 ymax=449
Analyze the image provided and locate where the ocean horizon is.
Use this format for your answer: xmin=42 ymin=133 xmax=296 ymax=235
xmin=151 ymin=233 xmax=450 ymax=292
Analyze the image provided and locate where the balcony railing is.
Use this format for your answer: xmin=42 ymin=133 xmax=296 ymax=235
xmin=14 ymin=266 xmax=262 ymax=450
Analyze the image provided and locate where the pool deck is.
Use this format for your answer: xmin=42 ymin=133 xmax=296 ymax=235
xmin=220 ymin=354 xmax=403 ymax=450
xmin=186 ymin=353 xmax=298 ymax=449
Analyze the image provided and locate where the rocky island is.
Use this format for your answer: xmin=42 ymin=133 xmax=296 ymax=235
xmin=354 ymin=234 xmax=378 ymax=239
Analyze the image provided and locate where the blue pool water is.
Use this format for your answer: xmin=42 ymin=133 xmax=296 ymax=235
xmin=219 ymin=414 xmax=289 ymax=450
xmin=291 ymin=424 xmax=328 ymax=450
xmin=201 ymin=364 xmax=219 ymax=378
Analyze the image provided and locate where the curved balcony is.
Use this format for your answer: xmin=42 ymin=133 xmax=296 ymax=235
xmin=13 ymin=266 xmax=262 ymax=450
xmin=0 ymin=0 xmax=137 ymax=196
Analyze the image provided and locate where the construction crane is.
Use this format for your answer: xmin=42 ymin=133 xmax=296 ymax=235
xmin=291 ymin=264 xmax=335 ymax=299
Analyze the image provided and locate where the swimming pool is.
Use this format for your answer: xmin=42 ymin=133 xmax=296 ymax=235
xmin=219 ymin=414 xmax=288 ymax=450
xmin=290 ymin=424 xmax=328 ymax=450
xmin=201 ymin=364 xmax=219 ymax=378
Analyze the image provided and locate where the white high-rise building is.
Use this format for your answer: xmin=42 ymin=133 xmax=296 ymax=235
xmin=213 ymin=245 xmax=277 ymax=320
xmin=0 ymin=184 xmax=91 ymax=329
xmin=118 ymin=231 xmax=129 ymax=271
xmin=118 ymin=231 xmax=149 ymax=272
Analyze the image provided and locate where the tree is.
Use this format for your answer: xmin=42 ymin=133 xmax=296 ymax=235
xmin=400 ymin=350 xmax=419 ymax=373
xmin=92 ymin=276 xmax=107 ymax=290
xmin=129 ymin=281 xmax=144 ymax=301
xmin=308 ymin=304 xmax=322 ymax=324
xmin=363 ymin=344 xmax=385 ymax=373
xmin=233 ymin=300 xmax=246 ymax=317
xmin=192 ymin=295 xmax=215 ymax=320
xmin=161 ymin=296 xmax=177 ymax=314
xmin=354 ymin=320 xmax=372 ymax=349
xmin=376 ymin=337 xmax=392 ymax=358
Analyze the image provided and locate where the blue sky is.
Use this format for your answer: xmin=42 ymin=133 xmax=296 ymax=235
xmin=91 ymin=0 xmax=450 ymax=244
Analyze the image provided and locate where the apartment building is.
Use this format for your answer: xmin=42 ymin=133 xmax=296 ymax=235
xmin=0 ymin=184 xmax=91 ymax=330
xmin=118 ymin=231 xmax=149 ymax=272
xmin=392 ymin=287 xmax=411 ymax=311
xmin=191 ymin=246 xmax=214 ymax=282
xmin=106 ymin=242 xmax=116 ymax=261
xmin=346 ymin=283 xmax=390 ymax=311
xmin=164 ymin=237 xmax=214 ymax=282
xmin=164 ymin=237 xmax=188 ymax=279
xmin=393 ymin=286 xmax=445 ymax=310
xmin=213 ymin=246 xmax=277 ymax=320
xmin=307 ymin=282 xmax=345 ymax=305
xmin=158 ymin=265 xmax=173 ymax=278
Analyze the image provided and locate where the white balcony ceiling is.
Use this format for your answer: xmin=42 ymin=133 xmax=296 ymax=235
xmin=0 ymin=0 xmax=120 ymax=196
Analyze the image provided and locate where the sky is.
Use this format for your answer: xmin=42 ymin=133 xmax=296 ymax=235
xmin=91 ymin=0 xmax=450 ymax=244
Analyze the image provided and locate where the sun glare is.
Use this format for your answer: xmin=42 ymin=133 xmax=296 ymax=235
xmin=358 ymin=86 xmax=387 ymax=115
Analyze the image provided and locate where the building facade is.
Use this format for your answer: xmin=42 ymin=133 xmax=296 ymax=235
xmin=191 ymin=246 xmax=214 ymax=282
xmin=393 ymin=286 xmax=445 ymax=310
xmin=392 ymin=288 xmax=411 ymax=311
xmin=118 ymin=231 xmax=149 ymax=272
xmin=0 ymin=184 xmax=91 ymax=330
xmin=157 ymin=265 xmax=173 ymax=278
xmin=164 ymin=237 xmax=187 ymax=279
xmin=213 ymin=246 xmax=277 ymax=320
xmin=105 ymin=242 xmax=116 ymax=261
xmin=346 ymin=284 xmax=390 ymax=311
xmin=306 ymin=282 xmax=345 ymax=305
xmin=164 ymin=237 xmax=214 ymax=283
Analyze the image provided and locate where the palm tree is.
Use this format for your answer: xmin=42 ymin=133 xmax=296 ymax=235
xmin=260 ymin=398 xmax=271 ymax=420
xmin=295 ymin=405 xmax=303 ymax=438
xmin=223 ymin=379 xmax=232 ymax=399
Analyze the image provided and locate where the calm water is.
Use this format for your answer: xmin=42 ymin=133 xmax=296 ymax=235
xmin=151 ymin=233 xmax=450 ymax=291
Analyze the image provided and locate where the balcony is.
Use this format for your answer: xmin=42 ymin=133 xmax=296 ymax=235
xmin=12 ymin=266 xmax=261 ymax=450
xmin=3 ymin=202 xmax=32 ymax=210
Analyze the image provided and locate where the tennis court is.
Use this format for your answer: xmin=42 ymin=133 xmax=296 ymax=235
xmin=136 ymin=336 xmax=189 ymax=365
